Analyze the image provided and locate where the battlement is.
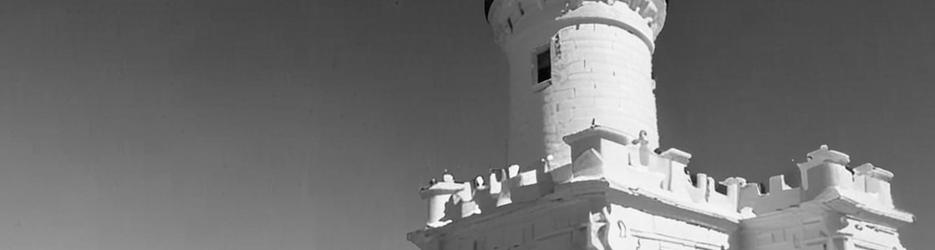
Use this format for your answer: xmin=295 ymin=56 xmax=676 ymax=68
xmin=735 ymin=145 xmax=914 ymax=226
xmin=486 ymin=0 xmax=667 ymax=45
xmin=413 ymin=128 xmax=913 ymax=232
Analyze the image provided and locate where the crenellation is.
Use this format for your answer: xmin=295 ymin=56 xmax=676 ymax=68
xmin=504 ymin=166 xmax=546 ymax=204
xmin=768 ymin=174 xmax=793 ymax=192
xmin=414 ymin=135 xmax=914 ymax=248
xmin=721 ymin=177 xmax=747 ymax=212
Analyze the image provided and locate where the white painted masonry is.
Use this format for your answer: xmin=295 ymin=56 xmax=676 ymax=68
xmin=408 ymin=1 xmax=914 ymax=249
xmin=491 ymin=0 xmax=663 ymax=166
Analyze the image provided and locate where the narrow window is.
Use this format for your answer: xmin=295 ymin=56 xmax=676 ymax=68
xmin=536 ymin=48 xmax=551 ymax=83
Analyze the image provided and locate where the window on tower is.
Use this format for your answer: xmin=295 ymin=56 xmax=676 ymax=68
xmin=536 ymin=48 xmax=551 ymax=84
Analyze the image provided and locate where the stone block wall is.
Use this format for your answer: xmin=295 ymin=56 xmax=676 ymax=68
xmin=487 ymin=0 xmax=665 ymax=166
xmin=544 ymin=22 xmax=657 ymax=165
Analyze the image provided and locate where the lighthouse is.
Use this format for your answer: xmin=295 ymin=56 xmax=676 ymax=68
xmin=407 ymin=1 xmax=914 ymax=250
xmin=486 ymin=0 xmax=667 ymax=166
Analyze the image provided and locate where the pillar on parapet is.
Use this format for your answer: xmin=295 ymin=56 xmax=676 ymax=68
xmin=634 ymin=130 xmax=652 ymax=166
xmin=853 ymin=163 xmax=895 ymax=208
xmin=495 ymin=164 xmax=522 ymax=206
xmin=563 ymin=125 xmax=634 ymax=173
xmin=659 ymin=148 xmax=691 ymax=192
xmin=796 ymin=145 xmax=852 ymax=201
xmin=720 ymin=177 xmax=747 ymax=212
xmin=419 ymin=171 xmax=465 ymax=228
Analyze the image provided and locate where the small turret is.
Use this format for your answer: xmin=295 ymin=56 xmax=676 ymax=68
xmin=797 ymin=145 xmax=852 ymax=200
xmin=419 ymin=171 xmax=464 ymax=228
xmin=854 ymin=163 xmax=895 ymax=208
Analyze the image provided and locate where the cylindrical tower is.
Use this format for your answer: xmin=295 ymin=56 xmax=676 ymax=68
xmin=485 ymin=0 xmax=667 ymax=166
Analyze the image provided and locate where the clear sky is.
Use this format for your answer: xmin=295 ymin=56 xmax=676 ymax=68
xmin=0 ymin=0 xmax=932 ymax=250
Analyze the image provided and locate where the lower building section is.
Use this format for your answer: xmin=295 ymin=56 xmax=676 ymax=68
xmin=585 ymin=204 xmax=730 ymax=250
xmin=741 ymin=204 xmax=907 ymax=250
xmin=409 ymin=184 xmax=733 ymax=250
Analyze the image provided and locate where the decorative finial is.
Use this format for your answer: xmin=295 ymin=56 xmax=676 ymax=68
xmin=442 ymin=169 xmax=454 ymax=183
xmin=474 ymin=175 xmax=486 ymax=187
xmin=540 ymin=154 xmax=554 ymax=164
xmin=591 ymin=118 xmax=596 ymax=127
xmin=632 ymin=130 xmax=649 ymax=145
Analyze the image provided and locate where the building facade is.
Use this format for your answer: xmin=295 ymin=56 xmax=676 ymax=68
xmin=407 ymin=1 xmax=914 ymax=249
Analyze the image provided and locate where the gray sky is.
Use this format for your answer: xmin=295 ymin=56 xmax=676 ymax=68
xmin=0 ymin=1 xmax=931 ymax=249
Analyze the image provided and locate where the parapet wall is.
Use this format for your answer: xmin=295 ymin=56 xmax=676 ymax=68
xmin=736 ymin=145 xmax=903 ymax=216
xmin=486 ymin=0 xmax=667 ymax=44
xmin=415 ymin=126 xmax=912 ymax=231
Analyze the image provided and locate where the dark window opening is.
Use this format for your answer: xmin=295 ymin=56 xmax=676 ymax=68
xmin=536 ymin=48 xmax=551 ymax=83
xmin=715 ymin=183 xmax=727 ymax=194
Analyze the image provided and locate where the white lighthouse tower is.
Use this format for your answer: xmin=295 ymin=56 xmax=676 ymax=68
xmin=486 ymin=0 xmax=667 ymax=166
xmin=407 ymin=1 xmax=915 ymax=250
